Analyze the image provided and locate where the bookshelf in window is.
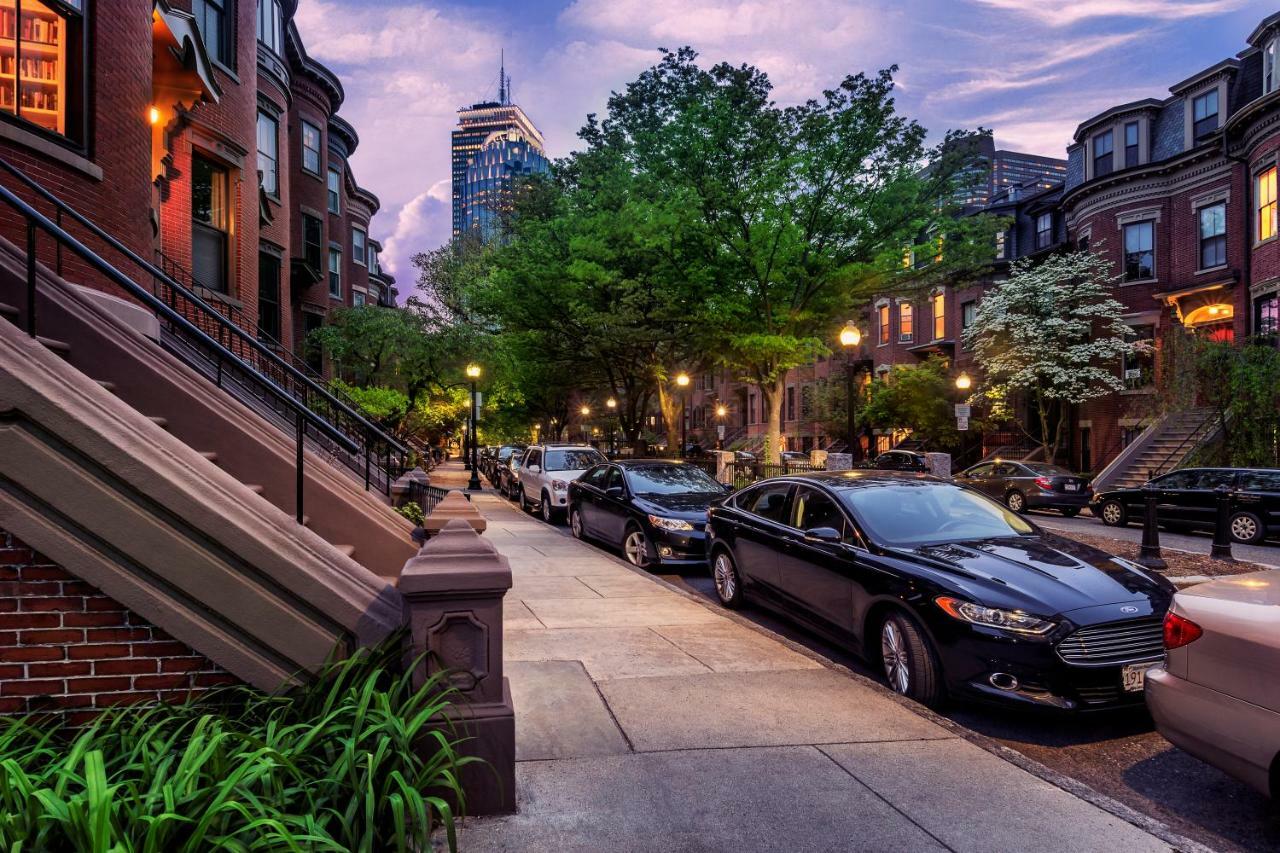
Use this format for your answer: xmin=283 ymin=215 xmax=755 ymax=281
xmin=0 ymin=0 xmax=67 ymax=136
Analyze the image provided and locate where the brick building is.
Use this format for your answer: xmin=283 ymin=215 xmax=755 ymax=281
xmin=0 ymin=0 xmax=390 ymax=370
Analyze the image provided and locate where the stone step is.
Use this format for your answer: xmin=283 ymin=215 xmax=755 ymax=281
xmin=37 ymin=336 xmax=70 ymax=358
xmin=148 ymin=416 xmax=168 ymax=430
xmin=96 ymin=380 xmax=116 ymax=393
xmin=244 ymin=483 xmax=265 ymax=496
xmin=200 ymin=451 xmax=218 ymax=464
xmin=0 ymin=302 xmax=18 ymax=322
xmin=335 ymin=544 xmax=356 ymax=558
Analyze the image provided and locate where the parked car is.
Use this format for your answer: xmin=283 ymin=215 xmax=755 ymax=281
xmin=859 ymin=450 xmax=929 ymax=472
xmin=519 ymin=444 xmax=608 ymax=523
xmin=485 ymin=445 xmax=523 ymax=485
xmin=957 ymin=461 xmax=1091 ymax=516
xmin=568 ymin=460 xmax=730 ymax=568
xmin=1092 ymin=467 xmax=1280 ymax=544
xmin=496 ymin=449 xmax=526 ymax=500
xmin=1146 ymin=570 xmax=1280 ymax=799
xmin=704 ymin=471 xmax=1175 ymax=710
xmin=780 ymin=451 xmax=810 ymax=465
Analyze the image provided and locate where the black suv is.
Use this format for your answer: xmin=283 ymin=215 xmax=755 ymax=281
xmin=1092 ymin=467 xmax=1280 ymax=545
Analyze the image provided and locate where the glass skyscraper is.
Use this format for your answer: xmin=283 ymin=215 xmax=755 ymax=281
xmin=461 ymin=129 xmax=549 ymax=238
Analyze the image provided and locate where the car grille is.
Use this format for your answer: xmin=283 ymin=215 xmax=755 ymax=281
xmin=1075 ymin=685 xmax=1121 ymax=705
xmin=1056 ymin=618 xmax=1164 ymax=666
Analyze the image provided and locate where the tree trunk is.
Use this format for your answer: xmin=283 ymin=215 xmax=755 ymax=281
xmin=762 ymin=376 xmax=784 ymax=464
xmin=656 ymin=384 xmax=682 ymax=455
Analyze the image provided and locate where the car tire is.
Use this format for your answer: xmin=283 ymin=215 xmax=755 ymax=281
xmin=1004 ymin=490 xmax=1027 ymax=513
xmin=710 ymin=548 xmax=743 ymax=609
xmin=541 ymin=491 xmax=561 ymax=525
xmin=1230 ymin=510 xmax=1265 ymax=545
xmin=1098 ymin=499 xmax=1127 ymax=527
xmin=520 ymin=488 xmax=534 ymax=514
xmin=569 ymin=505 xmax=587 ymax=540
xmin=623 ymin=525 xmax=652 ymax=569
xmin=879 ymin=611 xmax=945 ymax=709
xmin=1060 ymin=507 xmax=1080 ymax=518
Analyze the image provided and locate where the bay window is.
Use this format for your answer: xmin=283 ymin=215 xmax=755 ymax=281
xmin=328 ymin=247 xmax=342 ymax=299
xmin=256 ymin=0 xmax=284 ymax=55
xmin=0 ymin=0 xmax=87 ymax=147
xmin=256 ymin=111 xmax=278 ymax=197
xmin=1092 ymin=130 xmax=1113 ymax=178
xmin=301 ymin=120 xmax=321 ymax=175
xmin=1198 ymin=203 xmax=1226 ymax=269
xmin=1123 ymin=221 xmax=1154 ymax=282
xmin=327 ymin=167 xmax=341 ymax=214
xmin=1258 ymin=166 xmax=1277 ymax=242
xmin=352 ymin=226 xmax=366 ymax=266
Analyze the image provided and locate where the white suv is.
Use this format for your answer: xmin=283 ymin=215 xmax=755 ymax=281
xmin=520 ymin=444 xmax=607 ymax=524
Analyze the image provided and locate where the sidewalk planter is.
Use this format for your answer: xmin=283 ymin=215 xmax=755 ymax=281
xmin=401 ymin=519 xmax=515 ymax=815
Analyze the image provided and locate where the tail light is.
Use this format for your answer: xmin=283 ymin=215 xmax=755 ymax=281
xmin=1163 ymin=611 xmax=1203 ymax=650
xmin=1034 ymin=476 xmax=1053 ymax=490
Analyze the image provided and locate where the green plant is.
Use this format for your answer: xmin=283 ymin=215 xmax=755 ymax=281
xmin=0 ymin=640 xmax=474 ymax=852
xmin=396 ymin=501 xmax=426 ymax=527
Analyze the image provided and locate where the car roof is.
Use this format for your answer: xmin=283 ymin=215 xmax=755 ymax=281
xmin=612 ymin=458 xmax=700 ymax=468
xmin=753 ymin=470 xmax=945 ymax=490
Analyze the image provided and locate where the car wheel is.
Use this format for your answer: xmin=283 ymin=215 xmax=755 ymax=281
xmin=1098 ymin=499 xmax=1127 ymax=527
xmin=1230 ymin=510 xmax=1265 ymax=545
xmin=1004 ymin=490 xmax=1026 ymax=513
xmin=623 ymin=525 xmax=652 ymax=569
xmin=569 ymin=505 xmax=587 ymax=540
xmin=879 ymin=612 xmax=945 ymax=709
xmin=1060 ymin=507 xmax=1080 ymax=518
xmin=711 ymin=548 xmax=743 ymax=609
xmin=541 ymin=492 xmax=560 ymax=525
xmin=520 ymin=488 xmax=534 ymax=514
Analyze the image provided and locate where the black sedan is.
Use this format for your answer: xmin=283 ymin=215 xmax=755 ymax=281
xmin=705 ymin=471 xmax=1175 ymax=711
xmin=859 ymin=450 xmax=929 ymax=472
xmin=956 ymin=460 xmax=1091 ymax=516
xmin=1092 ymin=467 xmax=1280 ymax=545
xmin=568 ymin=460 xmax=730 ymax=568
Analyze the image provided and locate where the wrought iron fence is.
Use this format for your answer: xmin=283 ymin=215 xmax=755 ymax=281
xmin=720 ymin=460 xmax=819 ymax=490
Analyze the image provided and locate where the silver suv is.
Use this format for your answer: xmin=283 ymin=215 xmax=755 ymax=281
xmin=520 ymin=444 xmax=607 ymax=524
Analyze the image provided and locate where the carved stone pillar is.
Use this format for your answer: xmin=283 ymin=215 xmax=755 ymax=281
xmin=400 ymin=518 xmax=514 ymax=814
xmin=422 ymin=490 xmax=487 ymax=535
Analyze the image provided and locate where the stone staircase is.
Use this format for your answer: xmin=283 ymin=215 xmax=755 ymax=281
xmin=1098 ymin=408 xmax=1220 ymax=490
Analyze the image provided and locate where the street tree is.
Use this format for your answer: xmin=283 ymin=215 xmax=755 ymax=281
xmin=583 ymin=48 xmax=1000 ymax=460
xmin=964 ymin=249 xmax=1137 ymax=462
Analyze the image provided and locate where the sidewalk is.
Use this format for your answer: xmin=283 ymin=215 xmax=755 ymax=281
xmin=438 ymin=466 xmax=1176 ymax=852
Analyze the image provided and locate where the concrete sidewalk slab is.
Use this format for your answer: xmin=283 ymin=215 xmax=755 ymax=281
xmin=503 ymin=601 xmax=544 ymax=631
xmin=509 ymin=576 xmax=603 ymax=600
xmin=652 ymin=622 xmax=824 ymax=673
xmin=506 ymin=660 xmax=630 ymax=761
xmin=577 ymin=573 xmax=677 ymax=597
xmin=820 ymin=739 xmax=1169 ymax=852
xmin=522 ymin=595 xmax=730 ymax=628
xmin=598 ymin=668 xmax=954 ymax=752
xmin=503 ymin=558 xmax=621 ymax=577
xmin=507 ymin=627 xmax=712 ymax=679
xmin=459 ymin=746 xmax=948 ymax=853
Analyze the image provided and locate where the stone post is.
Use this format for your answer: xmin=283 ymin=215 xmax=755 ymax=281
xmin=809 ymin=449 xmax=828 ymax=470
xmin=391 ymin=467 xmax=430 ymax=508
xmin=423 ymin=490 xmax=487 ymax=535
xmin=399 ymin=518 xmax=515 ymax=815
xmin=826 ymin=452 xmax=853 ymax=471
xmin=924 ymin=452 xmax=951 ymax=479
xmin=713 ymin=449 xmax=735 ymax=485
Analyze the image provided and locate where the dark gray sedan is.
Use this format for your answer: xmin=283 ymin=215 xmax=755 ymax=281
xmin=956 ymin=461 xmax=1091 ymax=516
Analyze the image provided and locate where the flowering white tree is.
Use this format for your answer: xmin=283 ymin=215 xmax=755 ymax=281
xmin=963 ymin=249 xmax=1139 ymax=462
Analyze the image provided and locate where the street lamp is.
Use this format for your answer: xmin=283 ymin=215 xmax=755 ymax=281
xmin=466 ymin=363 xmax=482 ymax=491
xmin=606 ymin=397 xmax=618 ymax=456
xmin=580 ymin=404 xmax=590 ymax=444
xmin=715 ymin=404 xmax=727 ymax=450
xmin=839 ymin=322 xmax=862 ymax=460
xmin=955 ymin=371 xmax=972 ymax=392
xmin=675 ymin=372 xmax=690 ymax=457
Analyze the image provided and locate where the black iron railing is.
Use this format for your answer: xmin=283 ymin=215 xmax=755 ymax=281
xmin=0 ymin=156 xmax=409 ymax=498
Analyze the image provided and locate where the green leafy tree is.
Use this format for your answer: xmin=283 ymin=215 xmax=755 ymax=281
xmin=1189 ymin=339 xmax=1280 ymax=467
xmin=964 ymin=249 xmax=1137 ymax=462
xmin=860 ymin=358 xmax=967 ymax=450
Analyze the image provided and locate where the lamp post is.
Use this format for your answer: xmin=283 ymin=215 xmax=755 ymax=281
xmin=466 ymin=363 xmax=482 ymax=491
xmin=580 ymin=404 xmax=590 ymax=444
xmin=954 ymin=370 xmax=972 ymax=466
xmin=839 ymin=322 xmax=862 ymax=460
xmin=675 ymin=372 xmax=690 ymax=458
xmin=715 ymin=404 xmax=727 ymax=450
xmin=606 ymin=397 xmax=617 ymax=456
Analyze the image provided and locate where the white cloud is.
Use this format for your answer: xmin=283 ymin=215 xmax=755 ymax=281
xmin=967 ymin=0 xmax=1247 ymax=27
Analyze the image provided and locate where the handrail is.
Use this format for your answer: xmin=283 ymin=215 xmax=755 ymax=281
xmin=0 ymin=156 xmax=407 ymax=460
xmin=1147 ymin=409 xmax=1220 ymax=480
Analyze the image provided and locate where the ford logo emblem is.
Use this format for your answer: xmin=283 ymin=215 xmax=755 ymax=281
xmin=1119 ymin=605 xmax=1139 ymax=614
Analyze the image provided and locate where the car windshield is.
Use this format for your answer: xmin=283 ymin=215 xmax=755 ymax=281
xmin=839 ymin=482 xmax=1034 ymax=547
xmin=626 ymin=464 xmax=723 ymax=495
xmin=1022 ymin=463 xmax=1072 ymax=476
xmin=544 ymin=449 xmax=605 ymax=472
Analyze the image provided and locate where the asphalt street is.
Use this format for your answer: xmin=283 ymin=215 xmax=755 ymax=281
xmin=1026 ymin=509 xmax=1279 ymax=568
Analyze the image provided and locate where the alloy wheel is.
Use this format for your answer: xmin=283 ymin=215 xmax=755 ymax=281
xmin=624 ymin=530 xmax=650 ymax=568
xmin=713 ymin=553 xmax=737 ymax=602
xmin=1231 ymin=514 xmax=1259 ymax=543
xmin=1101 ymin=501 xmax=1123 ymax=525
xmin=570 ymin=508 xmax=584 ymax=539
xmin=541 ymin=494 xmax=553 ymax=523
xmin=1006 ymin=492 xmax=1025 ymax=513
xmin=881 ymin=621 xmax=911 ymax=694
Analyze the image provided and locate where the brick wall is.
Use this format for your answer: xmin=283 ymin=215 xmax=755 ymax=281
xmin=0 ymin=530 xmax=239 ymax=725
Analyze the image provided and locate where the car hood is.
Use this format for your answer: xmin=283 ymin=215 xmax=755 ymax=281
xmin=896 ymin=533 xmax=1174 ymax=617
xmin=633 ymin=493 xmax=720 ymax=518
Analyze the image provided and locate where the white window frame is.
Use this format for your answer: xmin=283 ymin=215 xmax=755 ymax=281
xmin=256 ymin=111 xmax=279 ymax=198
xmin=352 ymin=226 xmax=367 ymax=266
xmin=327 ymin=167 xmax=342 ymax=214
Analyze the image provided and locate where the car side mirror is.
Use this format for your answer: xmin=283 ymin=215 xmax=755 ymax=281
xmin=803 ymin=527 xmax=842 ymax=544
xmin=723 ymin=482 xmax=735 ymax=492
xmin=605 ymin=485 xmax=624 ymax=498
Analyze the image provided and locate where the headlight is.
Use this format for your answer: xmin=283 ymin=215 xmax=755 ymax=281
xmin=935 ymin=596 xmax=1056 ymax=635
xmin=552 ymin=480 xmax=569 ymax=491
xmin=648 ymin=514 xmax=693 ymax=532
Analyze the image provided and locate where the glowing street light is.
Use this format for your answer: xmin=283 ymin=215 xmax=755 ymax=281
xmin=839 ymin=321 xmax=862 ymax=349
xmin=466 ymin=364 xmax=482 ymax=490
xmin=839 ymin=322 xmax=863 ymax=460
xmin=955 ymin=371 xmax=972 ymax=391
xmin=606 ymin=398 xmax=618 ymax=455
xmin=675 ymin=373 xmax=690 ymax=456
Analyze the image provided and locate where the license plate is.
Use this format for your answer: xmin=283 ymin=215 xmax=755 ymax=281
xmin=1064 ymin=483 xmax=1078 ymax=491
xmin=1122 ymin=662 xmax=1150 ymax=692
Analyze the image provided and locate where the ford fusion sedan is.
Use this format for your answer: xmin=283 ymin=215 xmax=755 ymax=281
xmin=1146 ymin=571 xmax=1280 ymax=799
xmin=705 ymin=471 xmax=1175 ymax=710
xmin=568 ymin=460 xmax=729 ymax=568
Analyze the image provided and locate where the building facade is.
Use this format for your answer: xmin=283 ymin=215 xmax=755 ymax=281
xmin=0 ymin=0 xmax=389 ymax=373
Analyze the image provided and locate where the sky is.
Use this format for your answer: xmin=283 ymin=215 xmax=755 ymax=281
xmin=293 ymin=0 xmax=1267 ymax=295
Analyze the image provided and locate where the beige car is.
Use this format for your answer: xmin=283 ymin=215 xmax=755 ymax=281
xmin=1145 ymin=570 xmax=1280 ymax=798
